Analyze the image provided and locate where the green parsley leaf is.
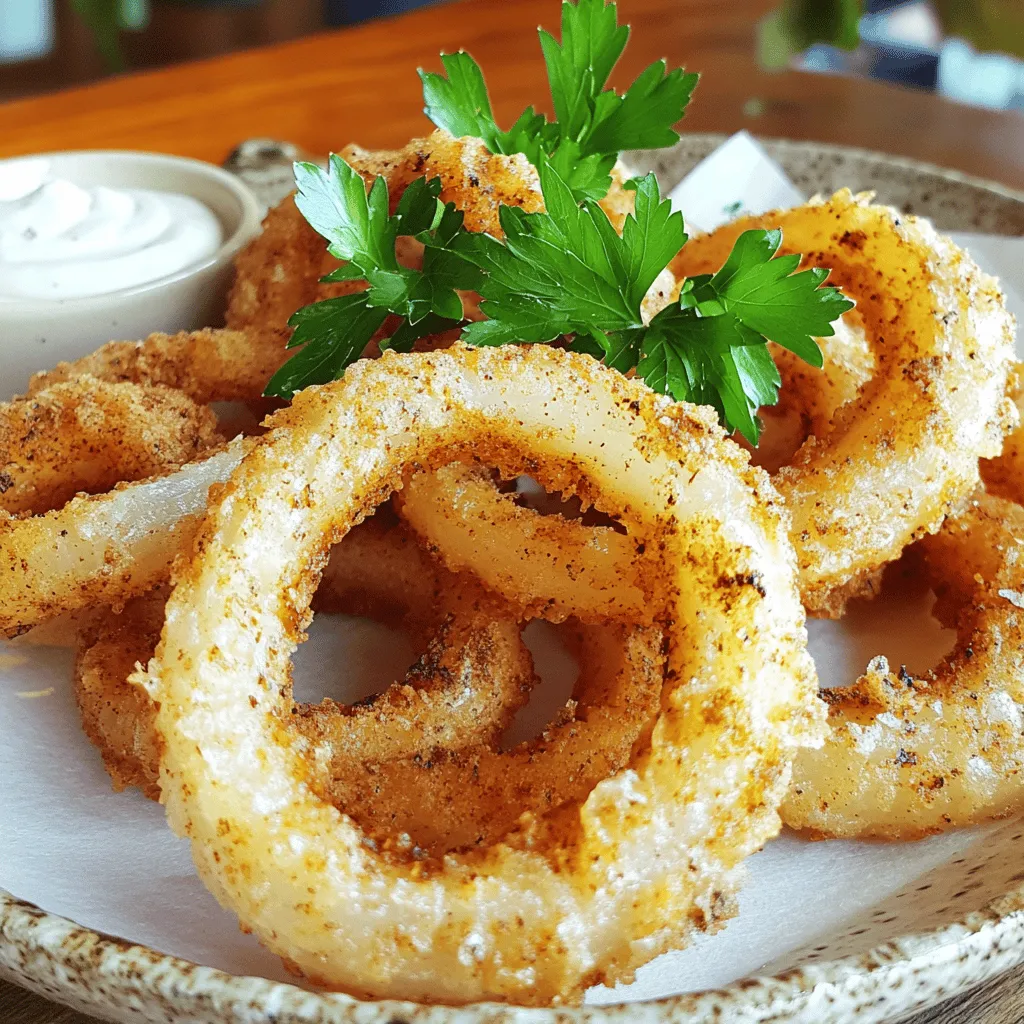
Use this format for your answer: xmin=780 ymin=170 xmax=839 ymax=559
xmin=419 ymin=0 xmax=697 ymax=202
xmin=452 ymin=159 xmax=852 ymax=444
xmin=264 ymin=294 xmax=388 ymax=398
xmin=294 ymin=157 xmax=397 ymax=276
xmin=632 ymin=229 xmax=854 ymax=443
xmin=419 ymin=52 xmax=502 ymax=151
xmin=584 ymin=59 xmax=699 ymax=154
xmin=538 ymin=0 xmax=628 ymax=141
xmin=264 ymin=160 xmax=475 ymax=398
xmin=637 ymin=307 xmax=774 ymax=444
xmin=702 ymin=228 xmax=851 ymax=366
xmin=455 ymin=162 xmax=685 ymax=341
xmin=384 ymin=313 xmax=464 ymax=354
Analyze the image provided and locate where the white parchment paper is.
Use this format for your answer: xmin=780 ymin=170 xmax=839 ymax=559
xmin=1 ymin=136 xmax=1022 ymax=1003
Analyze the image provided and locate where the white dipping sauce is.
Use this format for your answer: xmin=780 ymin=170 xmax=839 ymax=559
xmin=0 ymin=158 xmax=223 ymax=300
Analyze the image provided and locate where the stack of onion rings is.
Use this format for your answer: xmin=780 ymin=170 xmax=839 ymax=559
xmin=9 ymin=130 xmax=1021 ymax=1006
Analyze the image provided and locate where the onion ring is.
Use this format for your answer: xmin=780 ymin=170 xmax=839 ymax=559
xmin=0 ymin=437 xmax=247 ymax=638
xmin=291 ymin=517 xmax=539 ymax=765
xmin=783 ymin=493 xmax=1024 ymax=839
xmin=1 ymin=377 xmax=220 ymax=515
xmin=397 ymin=461 xmax=647 ymax=623
xmin=74 ymin=591 xmax=168 ymax=799
xmin=73 ymin=512 xmax=659 ymax=858
xmin=76 ymin=517 xmax=536 ymax=798
xmin=321 ymin=620 xmax=664 ymax=854
xmin=670 ymin=190 xmax=1018 ymax=617
xmin=24 ymin=328 xmax=292 ymax=406
xmin=138 ymin=343 xmax=822 ymax=1005
xmin=341 ymin=129 xmax=544 ymax=237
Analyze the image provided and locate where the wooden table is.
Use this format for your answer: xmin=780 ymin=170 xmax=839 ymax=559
xmin=0 ymin=0 xmax=1022 ymax=1021
xmin=0 ymin=0 xmax=1021 ymax=186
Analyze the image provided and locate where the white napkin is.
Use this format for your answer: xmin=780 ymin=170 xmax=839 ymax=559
xmin=666 ymin=130 xmax=804 ymax=234
xmin=2 ymin=136 xmax=1022 ymax=1003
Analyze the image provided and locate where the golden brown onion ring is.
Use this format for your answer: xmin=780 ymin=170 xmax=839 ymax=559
xmin=74 ymin=591 xmax=167 ymax=799
xmin=75 ymin=517 xmax=535 ymax=798
xmin=671 ymin=190 xmax=1018 ymax=617
xmin=72 ymin=514 xmax=660 ymax=855
xmin=782 ymin=493 xmax=1024 ymax=839
xmin=24 ymin=328 xmax=292 ymax=406
xmin=293 ymin=518 xmax=539 ymax=765
xmin=1 ymin=377 xmax=220 ymax=515
xmin=0 ymin=437 xmax=247 ymax=638
xmin=397 ymin=461 xmax=647 ymax=623
xmin=138 ymin=343 xmax=823 ymax=1006
xmin=322 ymin=620 xmax=663 ymax=854
xmin=342 ymin=129 xmax=544 ymax=237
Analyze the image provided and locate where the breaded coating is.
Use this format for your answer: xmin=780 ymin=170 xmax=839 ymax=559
xmin=0 ymin=377 xmax=221 ymax=515
xmin=25 ymin=328 xmax=291 ymax=405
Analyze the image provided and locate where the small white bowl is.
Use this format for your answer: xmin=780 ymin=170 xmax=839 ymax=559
xmin=0 ymin=150 xmax=264 ymax=397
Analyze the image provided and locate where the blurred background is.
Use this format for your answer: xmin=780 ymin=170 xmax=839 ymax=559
xmin=0 ymin=0 xmax=1022 ymax=110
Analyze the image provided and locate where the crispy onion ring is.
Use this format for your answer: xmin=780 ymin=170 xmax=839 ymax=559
xmin=783 ymin=493 xmax=1024 ymax=839
xmin=75 ymin=517 xmax=535 ymax=798
xmin=671 ymin=190 xmax=1017 ymax=617
xmin=342 ymin=129 xmax=544 ymax=237
xmin=291 ymin=517 xmax=538 ymax=764
xmin=138 ymin=343 xmax=822 ymax=1005
xmin=321 ymin=620 xmax=664 ymax=854
xmin=74 ymin=591 xmax=168 ymax=799
xmin=1 ymin=377 xmax=220 ymax=515
xmin=24 ymin=328 xmax=291 ymax=406
xmin=397 ymin=461 xmax=647 ymax=623
xmin=0 ymin=437 xmax=247 ymax=638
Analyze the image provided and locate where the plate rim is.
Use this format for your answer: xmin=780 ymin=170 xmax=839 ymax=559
xmin=626 ymin=132 xmax=1024 ymax=214
xmin=4 ymin=868 xmax=1024 ymax=1024
xmin=3 ymin=132 xmax=1024 ymax=1024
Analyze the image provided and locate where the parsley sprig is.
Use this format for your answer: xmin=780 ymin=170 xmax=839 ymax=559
xmin=264 ymin=158 xmax=480 ymax=398
xmin=420 ymin=0 xmax=697 ymax=202
xmin=264 ymin=0 xmax=856 ymax=445
xmin=453 ymin=161 xmax=852 ymax=443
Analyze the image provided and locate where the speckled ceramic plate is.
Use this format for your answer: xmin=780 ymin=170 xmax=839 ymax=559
xmin=2 ymin=135 xmax=1024 ymax=1024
